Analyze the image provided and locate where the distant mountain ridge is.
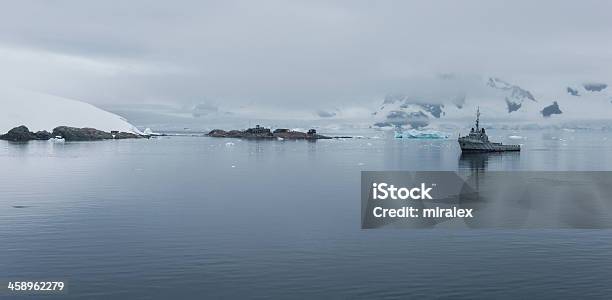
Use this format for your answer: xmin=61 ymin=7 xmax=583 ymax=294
xmin=372 ymin=77 xmax=611 ymax=129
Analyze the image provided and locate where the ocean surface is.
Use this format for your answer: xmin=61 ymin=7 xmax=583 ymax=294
xmin=2 ymin=129 xmax=612 ymax=299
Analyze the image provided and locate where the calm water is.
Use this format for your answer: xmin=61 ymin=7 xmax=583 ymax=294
xmin=2 ymin=129 xmax=612 ymax=299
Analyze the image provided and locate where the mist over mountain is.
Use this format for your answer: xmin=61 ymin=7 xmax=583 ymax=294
xmin=100 ymin=73 xmax=612 ymax=133
xmin=370 ymin=75 xmax=611 ymax=130
xmin=2 ymin=1 xmax=611 ymax=133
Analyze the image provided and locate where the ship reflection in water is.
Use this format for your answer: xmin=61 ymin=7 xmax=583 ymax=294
xmin=456 ymin=151 xmax=612 ymax=228
xmin=457 ymin=152 xmax=524 ymax=229
xmin=458 ymin=151 xmax=521 ymax=172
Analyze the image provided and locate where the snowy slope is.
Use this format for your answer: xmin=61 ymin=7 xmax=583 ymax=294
xmin=0 ymin=89 xmax=141 ymax=134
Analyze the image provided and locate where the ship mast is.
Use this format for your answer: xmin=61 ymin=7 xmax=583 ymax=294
xmin=475 ymin=107 xmax=480 ymax=131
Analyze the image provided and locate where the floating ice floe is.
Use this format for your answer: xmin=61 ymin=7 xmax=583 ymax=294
xmin=508 ymin=135 xmax=526 ymax=140
xmin=50 ymin=136 xmax=65 ymax=143
xmin=395 ymin=129 xmax=448 ymax=139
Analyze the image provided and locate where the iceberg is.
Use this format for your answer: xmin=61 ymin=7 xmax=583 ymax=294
xmin=395 ymin=129 xmax=448 ymax=139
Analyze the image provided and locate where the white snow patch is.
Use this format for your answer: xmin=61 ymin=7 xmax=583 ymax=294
xmin=0 ymin=88 xmax=141 ymax=134
xmin=143 ymin=128 xmax=155 ymax=135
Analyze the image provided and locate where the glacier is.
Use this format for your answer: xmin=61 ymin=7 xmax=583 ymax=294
xmin=0 ymin=89 xmax=141 ymax=135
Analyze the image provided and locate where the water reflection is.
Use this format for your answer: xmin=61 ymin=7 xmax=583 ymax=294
xmin=246 ymin=139 xmax=266 ymax=158
xmin=4 ymin=134 xmax=612 ymax=298
xmin=459 ymin=152 xmax=521 ymax=172
xmin=459 ymin=152 xmax=490 ymax=171
xmin=457 ymin=152 xmax=543 ymax=229
xmin=458 ymin=152 xmax=521 ymax=215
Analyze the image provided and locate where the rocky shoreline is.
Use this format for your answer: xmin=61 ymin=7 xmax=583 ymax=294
xmin=1 ymin=124 xmax=347 ymax=142
xmin=0 ymin=125 xmax=142 ymax=142
xmin=208 ymin=125 xmax=332 ymax=140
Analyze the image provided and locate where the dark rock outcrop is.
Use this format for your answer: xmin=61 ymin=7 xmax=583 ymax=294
xmin=34 ymin=130 xmax=53 ymax=140
xmin=208 ymin=129 xmax=231 ymax=137
xmin=1 ymin=125 xmax=141 ymax=142
xmin=208 ymin=126 xmax=331 ymax=140
xmin=0 ymin=126 xmax=52 ymax=142
xmin=52 ymin=126 xmax=140 ymax=141
xmin=113 ymin=132 xmax=142 ymax=139
xmin=1 ymin=126 xmax=35 ymax=141
xmin=52 ymin=126 xmax=112 ymax=141
xmin=567 ymin=87 xmax=580 ymax=96
xmin=505 ymin=98 xmax=522 ymax=113
xmin=541 ymin=101 xmax=562 ymax=117
xmin=583 ymin=83 xmax=607 ymax=92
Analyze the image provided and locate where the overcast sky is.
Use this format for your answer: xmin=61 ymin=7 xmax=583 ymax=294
xmin=1 ymin=0 xmax=611 ymax=111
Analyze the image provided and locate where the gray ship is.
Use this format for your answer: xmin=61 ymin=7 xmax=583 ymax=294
xmin=458 ymin=108 xmax=520 ymax=152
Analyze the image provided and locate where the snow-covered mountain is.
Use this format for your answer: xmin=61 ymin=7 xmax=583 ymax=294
xmin=0 ymin=88 xmax=141 ymax=134
xmin=372 ymin=76 xmax=612 ymax=130
xmin=486 ymin=77 xmax=537 ymax=113
xmin=372 ymin=94 xmax=461 ymax=128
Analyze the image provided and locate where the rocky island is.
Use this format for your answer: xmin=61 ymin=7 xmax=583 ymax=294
xmin=0 ymin=125 xmax=142 ymax=142
xmin=208 ymin=125 xmax=332 ymax=140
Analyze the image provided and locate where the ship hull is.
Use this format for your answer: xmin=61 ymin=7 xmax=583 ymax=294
xmin=459 ymin=141 xmax=520 ymax=152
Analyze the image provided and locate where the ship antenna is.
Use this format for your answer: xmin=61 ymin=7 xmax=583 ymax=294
xmin=475 ymin=107 xmax=480 ymax=131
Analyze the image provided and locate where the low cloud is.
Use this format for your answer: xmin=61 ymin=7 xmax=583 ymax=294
xmin=0 ymin=0 xmax=611 ymax=116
